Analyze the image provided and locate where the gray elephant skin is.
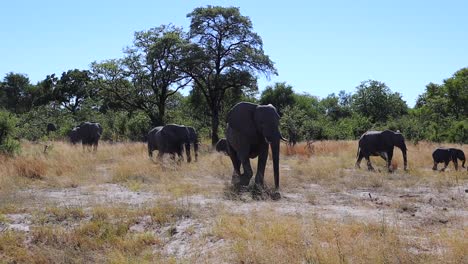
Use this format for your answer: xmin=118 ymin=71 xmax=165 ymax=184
xmin=147 ymin=126 xmax=163 ymax=157
xmin=432 ymin=147 xmax=466 ymax=171
xmin=186 ymin=126 xmax=199 ymax=161
xmin=215 ymin=138 xmax=228 ymax=155
xmin=355 ymin=130 xmax=408 ymax=172
xmin=149 ymin=124 xmax=193 ymax=162
xmin=68 ymin=122 xmax=103 ymax=151
xmin=147 ymin=125 xmax=199 ymax=162
xmin=226 ymin=102 xmax=286 ymax=199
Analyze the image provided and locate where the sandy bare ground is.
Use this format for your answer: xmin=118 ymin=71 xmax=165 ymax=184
xmin=3 ymin=167 xmax=466 ymax=260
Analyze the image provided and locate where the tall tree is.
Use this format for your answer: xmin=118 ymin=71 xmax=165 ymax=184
xmin=92 ymin=25 xmax=190 ymax=126
xmin=182 ymin=6 xmax=276 ymax=145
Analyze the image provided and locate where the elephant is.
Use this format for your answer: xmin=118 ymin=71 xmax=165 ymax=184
xmin=186 ymin=126 xmax=199 ymax=161
xmin=226 ymin=102 xmax=286 ymax=199
xmin=68 ymin=122 xmax=103 ymax=151
xmin=215 ymin=138 xmax=228 ymax=155
xmin=154 ymin=124 xmax=192 ymax=163
xmin=147 ymin=126 xmax=163 ymax=157
xmin=46 ymin=123 xmax=57 ymax=135
xmin=432 ymin=148 xmax=466 ymax=171
xmin=68 ymin=127 xmax=80 ymax=144
xmin=287 ymin=127 xmax=298 ymax=147
xmin=355 ymin=130 xmax=408 ymax=172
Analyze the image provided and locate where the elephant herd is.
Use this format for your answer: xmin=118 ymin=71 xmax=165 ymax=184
xmin=64 ymin=102 xmax=466 ymax=200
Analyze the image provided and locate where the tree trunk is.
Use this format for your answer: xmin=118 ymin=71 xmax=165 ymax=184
xmin=211 ymin=107 xmax=220 ymax=146
xmin=157 ymin=99 xmax=166 ymax=126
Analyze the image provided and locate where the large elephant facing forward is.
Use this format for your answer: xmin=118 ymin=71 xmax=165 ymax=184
xmin=432 ymin=148 xmax=466 ymax=171
xmin=355 ymin=130 xmax=408 ymax=172
xmin=154 ymin=124 xmax=192 ymax=163
xmin=68 ymin=122 xmax=103 ymax=151
xmin=226 ymin=102 xmax=286 ymax=199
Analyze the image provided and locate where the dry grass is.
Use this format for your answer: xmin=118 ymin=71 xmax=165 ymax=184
xmin=0 ymin=140 xmax=466 ymax=263
xmin=214 ymin=212 xmax=466 ymax=264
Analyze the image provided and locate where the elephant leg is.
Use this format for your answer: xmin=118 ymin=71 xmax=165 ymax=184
xmin=228 ymin=149 xmax=242 ymax=185
xmin=355 ymin=151 xmax=364 ymax=169
xmin=432 ymin=162 xmax=437 ymax=171
xmin=365 ymin=156 xmax=375 ymax=171
xmin=157 ymin=151 xmax=164 ymax=162
xmin=185 ymin=143 xmax=191 ymax=163
xmin=94 ymin=141 xmax=98 ymax=152
xmin=148 ymin=146 xmax=153 ymax=158
xmin=254 ymin=143 xmax=269 ymax=188
xmin=386 ymin=151 xmax=393 ymax=172
xmin=453 ymin=159 xmax=458 ymax=171
xmin=441 ymin=161 xmax=449 ymax=171
xmin=240 ymin=158 xmax=253 ymax=186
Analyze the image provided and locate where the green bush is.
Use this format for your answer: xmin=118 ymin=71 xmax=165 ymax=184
xmin=447 ymin=120 xmax=467 ymax=144
xmin=0 ymin=110 xmax=20 ymax=155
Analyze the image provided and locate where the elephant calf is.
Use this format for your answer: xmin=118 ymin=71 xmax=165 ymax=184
xmin=215 ymin=138 xmax=228 ymax=155
xmin=432 ymin=148 xmax=466 ymax=171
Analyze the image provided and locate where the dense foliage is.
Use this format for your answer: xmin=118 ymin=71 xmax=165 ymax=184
xmin=0 ymin=6 xmax=466 ymax=154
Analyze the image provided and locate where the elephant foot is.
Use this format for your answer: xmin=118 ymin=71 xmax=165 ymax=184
xmin=251 ymin=184 xmax=268 ymax=200
xmin=355 ymin=163 xmax=361 ymax=169
xmin=432 ymin=167 xmax=437 ymax=171
xmin=239 ymin=174 xmax=251 ymax=186
xmin=270 ymin=191 xmax=281 ymax=201
xmin=231 ymin=173 xmax=241 ymax=186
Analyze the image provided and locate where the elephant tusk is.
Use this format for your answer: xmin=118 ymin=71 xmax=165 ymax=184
xmin=280 ymin=136 xmax=288 ymax=142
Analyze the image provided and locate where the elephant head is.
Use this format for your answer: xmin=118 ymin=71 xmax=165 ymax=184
xmin=253 ymin=104 xmax=287 ymax=189
xmin=68 ymin=127 xmax=80 ymax=144
xmin=451 ymin=148 xmax=466 ymax=169
xmin=392 ymin=131 xmax=408 ymax=170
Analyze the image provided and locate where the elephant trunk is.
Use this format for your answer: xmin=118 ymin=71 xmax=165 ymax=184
xmin=271 ymin=140 xmax=280 ymax=190
xmin=194 ymin=142 xmax=199 ymax=162
xmin=401 ymin=144 xmax=408 ymax=171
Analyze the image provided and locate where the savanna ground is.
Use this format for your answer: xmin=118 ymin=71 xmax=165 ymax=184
xmin=0 ymin=140 xmax=466 ymax=263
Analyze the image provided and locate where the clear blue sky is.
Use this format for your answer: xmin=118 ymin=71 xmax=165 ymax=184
xmin=1 ymin=0 xmax=467 ymax=107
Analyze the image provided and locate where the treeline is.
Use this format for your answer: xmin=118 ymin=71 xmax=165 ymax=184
xmin=0 ymin=6 xmax=467 ymax=155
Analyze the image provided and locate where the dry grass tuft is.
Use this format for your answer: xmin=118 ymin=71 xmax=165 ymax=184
xmin=13 ymin=156 xmax=47 ymax=179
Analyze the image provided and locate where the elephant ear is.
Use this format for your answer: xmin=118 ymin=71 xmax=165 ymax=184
xmin=227 ymin=102 xmax=258 ymax=138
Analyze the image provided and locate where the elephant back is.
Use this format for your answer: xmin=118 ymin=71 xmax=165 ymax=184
xmin=227 ymin=102 xmax=258 ymax=139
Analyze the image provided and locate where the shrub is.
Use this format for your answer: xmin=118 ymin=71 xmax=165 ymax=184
xmin=0 ymin=110 xmax=20 ymax=155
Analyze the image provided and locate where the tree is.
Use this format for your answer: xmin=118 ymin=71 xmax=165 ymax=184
xmin=182 ymin=6 xmax=276 ymax=145
xmin=320 ymin=91 xmax=352 ymax=121
xmin=351 ymin=80 xmax=408 ymax=123
xmin=54 ymin=69 xmax=93 ymax=114
xmin=0 ymin=73 xmax=34 ymax=114
xmin=0 ymin=110 xmax=20 ymax=155
xmin=259 ymin=82 xmax=295 ymax=115
xmin=92 ymin=25 xmax=191 ymax=126
xmin=443 ymin=67 xmax=468 ymax=119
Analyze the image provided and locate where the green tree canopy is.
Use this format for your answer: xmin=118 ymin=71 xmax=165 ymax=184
xmin=351 ymin=80 xmax=408 ymax=123
xmin=92 ymin=25 xmax=191 ymax=126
